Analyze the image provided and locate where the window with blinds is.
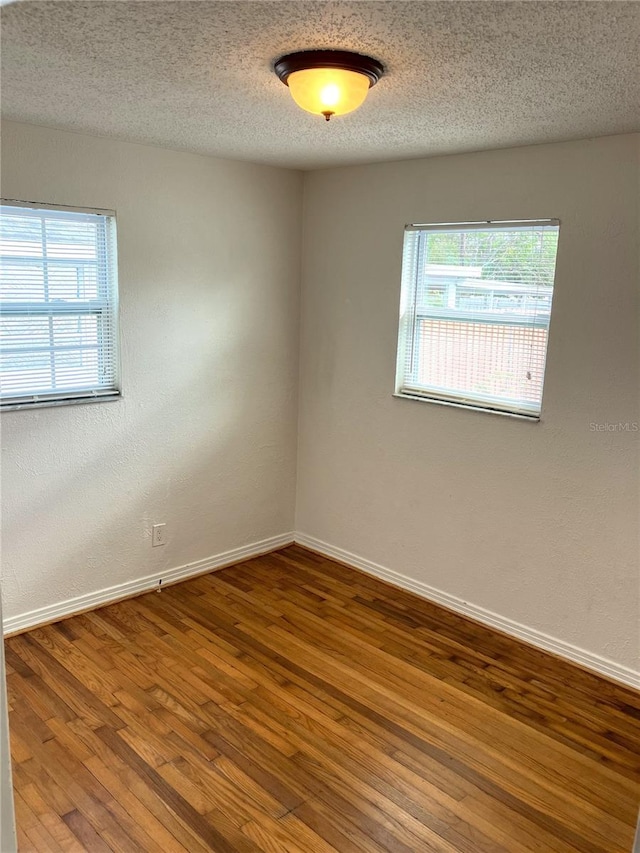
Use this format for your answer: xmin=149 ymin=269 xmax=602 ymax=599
xmin=395 ymin=220 xmax=560 ymax=419
xmin=0 ymin=202 xmax=120 ymax=410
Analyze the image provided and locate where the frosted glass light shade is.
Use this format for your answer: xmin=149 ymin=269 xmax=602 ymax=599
xmin=286 ymin=67 xmax=371 ymax=119
xmin=274 ymin=50 xmax=384 ymax=121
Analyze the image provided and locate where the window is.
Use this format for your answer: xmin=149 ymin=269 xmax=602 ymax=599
xmin=395 ymin=219 xmax=560 ymax=419
xmin=0 ymin=201 xmax=120 ymax=410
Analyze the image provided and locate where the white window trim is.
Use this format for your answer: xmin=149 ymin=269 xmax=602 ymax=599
xmin=394 ymin=218 xmax=560 ymax=421
xmin=0 ymin=199 xmax=121 ymax=412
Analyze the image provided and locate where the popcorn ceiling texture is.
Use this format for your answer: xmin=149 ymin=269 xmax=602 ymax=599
xmin=2 ymin=1 xmax=639 ymax=169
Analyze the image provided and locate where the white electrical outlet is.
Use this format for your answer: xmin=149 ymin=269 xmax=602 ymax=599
xmin=152 ymin=523 xmax=167 ymax=547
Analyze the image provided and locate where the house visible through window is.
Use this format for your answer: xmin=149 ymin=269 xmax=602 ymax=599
xmin=395 ymin=220 xmax=560 ymax=418
xmin=0 ymin=202 xmax=120 ymax=410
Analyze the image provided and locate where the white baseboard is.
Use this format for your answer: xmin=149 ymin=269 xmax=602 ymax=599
xmin=3 ymin=532 xmax=294 ymax=637
xmin=294 ymin=532 xmax=640 ymax=691
xmin=5 ymin=529 xmax=638 ymax=691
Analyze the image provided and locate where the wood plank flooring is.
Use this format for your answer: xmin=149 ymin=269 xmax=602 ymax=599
xmin=5 ymin=544 xmax=640 ymax=852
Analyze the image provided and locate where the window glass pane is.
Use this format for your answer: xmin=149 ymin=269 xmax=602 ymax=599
xmin=0 ymin=202 xmax=119 ymax=407
xmin=47 ymin=263 xmax=100 ymax=302
xmin=43 ymin=217 xmax=97 ymax=260
xmin=415 ymin=319 xmax=548 ymax=406
xmin=396 ymin=221 xmax=560 ymax=417
xmin=0 ymin=314 xmax=104 ymax=396
xmin=0 ymin=215 xmax=42 ymax=257
xmin=53 ymin=347 xmax=100 ymax=390
xmin=1 ymin=316 xmax=50 ymax=350
xmin=0 ymin=350 xmax=53 ymax=395
xmin=0 ymin=262 xmax=46 ymax=301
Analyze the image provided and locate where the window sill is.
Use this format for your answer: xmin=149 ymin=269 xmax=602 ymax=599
xmin=392 ymin=392 xmax=540 ymax=421
xmin=1 ymin=392 xmax=121 ymax=413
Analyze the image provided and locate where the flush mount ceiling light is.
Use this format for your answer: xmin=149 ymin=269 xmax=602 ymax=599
xmin=274 ymin=50 xmax=384 ymax=121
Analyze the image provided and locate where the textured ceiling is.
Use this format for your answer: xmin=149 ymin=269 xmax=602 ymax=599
xmin=2 ymin=0 xmax=639 ymax=170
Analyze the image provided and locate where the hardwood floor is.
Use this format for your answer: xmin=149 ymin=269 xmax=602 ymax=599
xmin=5 ymin=544 xmax=640 ymax=852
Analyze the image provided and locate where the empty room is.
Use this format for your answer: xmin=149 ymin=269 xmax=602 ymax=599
xmin=1 ymin=1 xmax=639 ymax=851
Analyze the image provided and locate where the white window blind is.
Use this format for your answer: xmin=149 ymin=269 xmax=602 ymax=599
xmin=395 ymin=220 xmax=560 ymax=418
xmin=0 ymin=202 xmax=120 ymax=410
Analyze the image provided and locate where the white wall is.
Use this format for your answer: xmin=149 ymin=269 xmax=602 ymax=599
xmin=0 ymin=121 xmax=301 ymax=623
xmin=297 ymin=134 xmax=639 ymax=673
xmin=1 ymin=123 xmax=638 ymax=680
